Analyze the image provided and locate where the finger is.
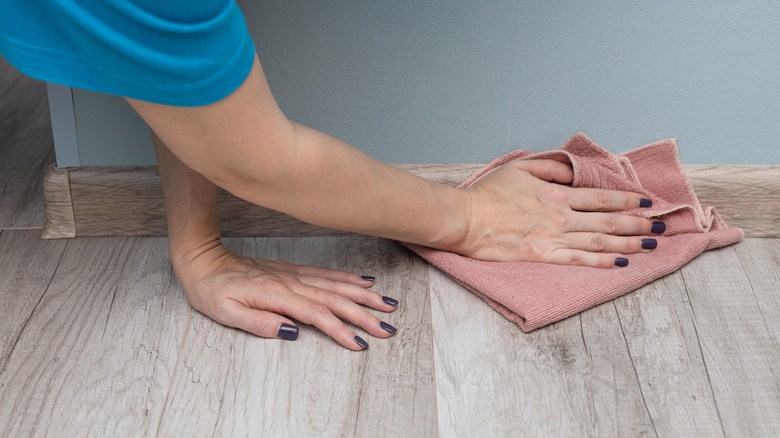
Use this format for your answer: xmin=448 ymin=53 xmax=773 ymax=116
xmin=563 ymin=233 xmax=658 ymax=254
xmin=547 ymin=249 xmax=631 ymax=269
xmin=568 ymin=211 xmax=658 ymax=236
xmin=567 ymin=187 xmax=649 ymax=212
xmin=219 ymin=300 xmax=300 ymax=340
xmin=295 ymin=286 xmax=396 ymax=340
xmin=297 ymin=275 xmax=398 ymax=312
xmin=293 ymin=264 xmax=375 ymax=287
xmin=276 ymin=289 xmax=370 ymax=351
xmin=512 ymin=159 xmax=574 ymax=184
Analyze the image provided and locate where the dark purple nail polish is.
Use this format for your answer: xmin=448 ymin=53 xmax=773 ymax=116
xmin=639 ymin=198 xmax=653 ymax=208
xmin=382 ymin=296 xmax=399 ymax=306
xmin=615 ymin=257 xmax=629 ymax=267
xmin=361 ymin=275 xmax=376 ymax=282
xmin=278 ymin=323 xmax=299 ymax=341
xmin=380 ymin=321 xmax=397 ymax=334
xmin=355 ymin=335 xmax=369 ymax=349
xmin=641 ymin=239 xmax=657 ymax=250
xmin=651 ymin=221 xmax=666 ymax=234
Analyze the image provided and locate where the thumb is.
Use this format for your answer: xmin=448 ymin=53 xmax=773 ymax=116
xmin=512 ymin=159 xmax=574 ymax=185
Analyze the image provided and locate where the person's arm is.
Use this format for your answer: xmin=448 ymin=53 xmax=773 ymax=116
xmin=153 ymin=132 xmax=398 ymax=351
xmin=129 ymin=55 xmax=658 ymax=267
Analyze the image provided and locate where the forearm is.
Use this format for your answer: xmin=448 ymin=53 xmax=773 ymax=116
xmin=219 ymin=122 xmax=471 ymax=250
xmin=129 ymin=56 xmax=471 ymax=251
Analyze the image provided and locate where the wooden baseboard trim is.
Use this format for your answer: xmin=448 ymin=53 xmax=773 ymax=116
xmin=41 ymin=165 xmax=76 ymax=239
xmin=41 ymin=164 xmax=779 ymax=239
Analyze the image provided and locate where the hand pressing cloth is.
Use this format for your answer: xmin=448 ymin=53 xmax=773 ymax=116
xmin=403 ymin=133 xmax=744 ymax=332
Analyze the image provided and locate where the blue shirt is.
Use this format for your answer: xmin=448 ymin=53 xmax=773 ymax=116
xmin=0 ymin=0 xmax=255 ymax=106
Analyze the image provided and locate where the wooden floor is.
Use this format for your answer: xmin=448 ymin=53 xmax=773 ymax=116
xmin=2 ymin=58 xmax=780 ymax=437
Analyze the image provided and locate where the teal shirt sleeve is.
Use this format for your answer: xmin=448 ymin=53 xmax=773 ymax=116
xmin=0 ymin=0 xmax=256 ymax=106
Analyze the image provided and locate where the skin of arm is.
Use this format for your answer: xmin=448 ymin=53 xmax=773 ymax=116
xmin=130 ymin=56 xmax=655 ymax=265
xmin=138 ymin=54 xmax=660 ymax=349
xmin=152 ymin=131 xmax=398 ymax=350
xmin=132 ymin=57 xmax=471 ymax=254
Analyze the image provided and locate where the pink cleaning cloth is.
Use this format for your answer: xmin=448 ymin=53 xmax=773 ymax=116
xmin=404 ymin=133 xmax=744 ymax=332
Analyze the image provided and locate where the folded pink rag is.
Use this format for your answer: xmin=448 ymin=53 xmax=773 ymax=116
xmin=404 ymin=133 xmax=744 ymax=332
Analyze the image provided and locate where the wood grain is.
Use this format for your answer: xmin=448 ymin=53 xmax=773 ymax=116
xmin=686 ymin=165 xmax=780 ymax=237
xmin=0 ymin=57 xmax=55 ymax=229
xmin=43 ymin=164 xmax=779 ymax=239
xmin=0 ymin=230 xmax=66 ymax=372
xmin=732 ymin=239 xmax=780 ymax=350
xmin=0 ymin=231 xmax=778 ymax=436
xmin=155 ymin=236 xmax=436 ymax=437
xmin=427 ymin=266 xmax=656 ymax=437
xmin=0 ymin=237 xmax=190 ymax=437
xmin=613 ymin=272 xmax=724 ymax=437
xmin=41 ymin=165 xmax=76 ymax=239
xmin=680 ymin=243 xmax=780 ymax=437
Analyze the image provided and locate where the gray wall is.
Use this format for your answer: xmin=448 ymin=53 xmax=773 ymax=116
xmin=63 ymin=1 xmax=780 ymax=166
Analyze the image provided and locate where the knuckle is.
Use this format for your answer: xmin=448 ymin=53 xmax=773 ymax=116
xmin=568 ymin=253 xmax=585 ymax=266
xmin=550 ymin=212 xmax=569 ymax=230
xmin=590 ymin=234 xmax=607 ymax=252
xmin=602 ymin=214 xmax=619 ymax=234
xmin=274 ymin=260 xmax=295 ymax=271
xmin=595 ymin=192 xmax=611 ymax=210
xmin=247 ymin=315 xmax=272 ymax=337
xmin=549 ymin=187 xmax=569 ymax=203
xmin=525 ymin=242 xmax=548 ymax=262
xmin=209 ymin=298 xmax=232 ymax=317
xmin=324 ymin=291 xmax=348 ymax=308
xmin=307 ymin=302 xmax=331 ymax=320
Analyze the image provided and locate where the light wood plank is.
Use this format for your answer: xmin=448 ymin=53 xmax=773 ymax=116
xmin=0 ymin=230 xmax=66 ymax=371
xmin=45 ymin=163 xmax=776 ymax=239
xmin=732 ymin=239 xmax=780 ymax=349
xmin=613 ymin=271 xmax=725 ymax=437
xmin=41 ymin=165 xmax=76 ymax=239
xmin=428 ymin=267 xmax=655 ymax=437
xmin=0 ymin=237 xmax=190 ymax=437
xmin=67 ymin=166 xmax=347 ymax=238
xmin=686 ymin=165 xmax=780 ymax=237
xmin=0 ymin=57 xmax=55 ymax=229
xmin=680 ymin=242 xmax=780 ymax=437
xmin=155 ymin=237 xmax=436 ymax=437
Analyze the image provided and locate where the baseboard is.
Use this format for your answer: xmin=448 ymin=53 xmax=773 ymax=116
xmin=42 ymin=164 xmax=780 ymax=239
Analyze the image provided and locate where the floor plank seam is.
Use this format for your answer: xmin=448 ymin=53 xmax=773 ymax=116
xmin=679 ymin=271 xmax=727 ymax=436
xmin=734 ymin=254 xmax=780 ymax=395
xmin=0 ymin=239 xmax=68 ymax=377
xmin=351 ymin=354 xmax=369 ymax=437
xmin=423 ymin=265 xmax=442 ymax=438
xmin=153 ymin=308 xmax=193 ymax=438
xmin=612 ymin=301 xmax=660 ymax=438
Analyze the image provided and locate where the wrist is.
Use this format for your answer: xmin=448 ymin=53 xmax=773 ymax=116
xmin=421 ymin=184 xmax=475 ymax=254
xmin=168 ymin=231 xmax=226 ymax=278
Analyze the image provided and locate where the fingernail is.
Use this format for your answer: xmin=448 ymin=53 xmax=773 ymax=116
xmin=361 ymin=275 xmax=376 ymax=282
xmin=651 ymin=221 xmax=666 ymax=234
xmin=615 ymin=257 xmax=629 ymax=267
xmin=641 ymin=239 xmax=658 ymax=250
xmin=382 ymin=296 xmax=399 ymax=306
xmin=639 ymin=198 xmax=653 ymax=208
xmin=278 ymin=323 xmax=299 ymax=341
xmin=354 ymin=335 xmax=369 ymax=350
xmin=380 ymin=321 xmax=397 ymax=334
